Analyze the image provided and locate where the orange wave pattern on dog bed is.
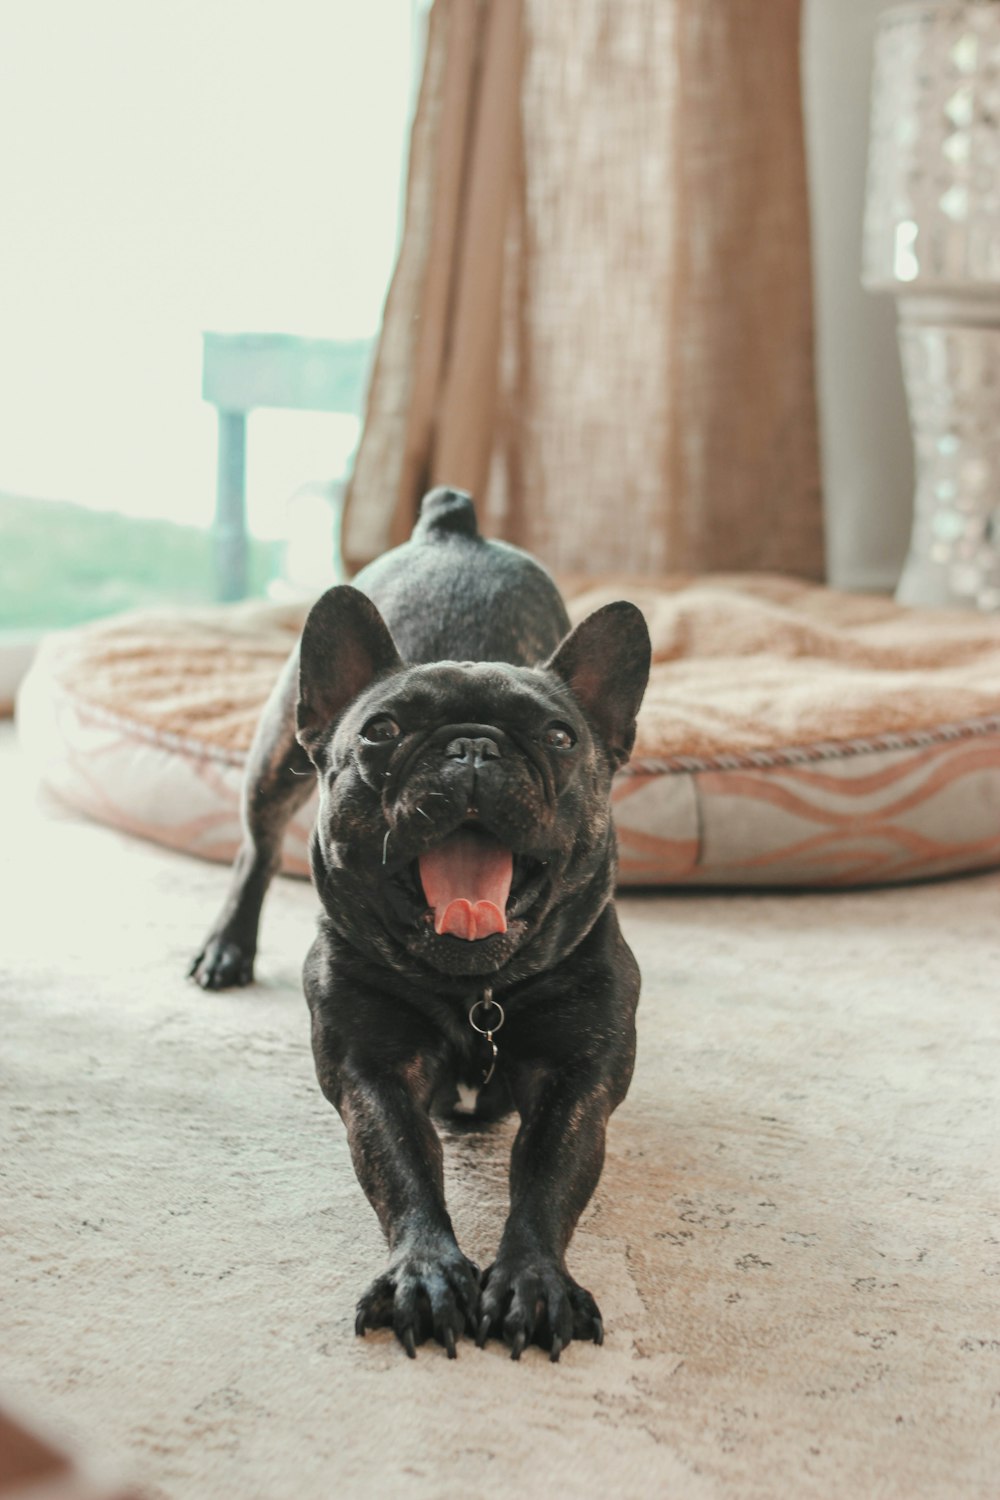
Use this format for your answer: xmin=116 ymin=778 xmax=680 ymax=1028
xmin=17 ymin=577 xmax=1000 ymax=887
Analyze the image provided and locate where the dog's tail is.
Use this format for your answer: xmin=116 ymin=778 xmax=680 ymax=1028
xmin=413 ymin=486 xmax=480 ymax=541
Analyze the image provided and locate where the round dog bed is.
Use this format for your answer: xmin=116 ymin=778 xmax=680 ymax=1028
xmin=16 ymin=577 xmax=1000 ymax=886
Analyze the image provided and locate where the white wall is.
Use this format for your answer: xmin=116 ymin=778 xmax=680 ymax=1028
xmin=803 ymin=0 xmax=914 ymax=592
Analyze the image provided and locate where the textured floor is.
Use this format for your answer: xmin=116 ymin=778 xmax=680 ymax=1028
xmin=2 ymin=720 xmax=998 ymax=1499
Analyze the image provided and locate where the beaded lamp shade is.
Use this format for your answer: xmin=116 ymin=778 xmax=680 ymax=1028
xmin=863 ymin=0 xmax=1000 ymax=610
xmin=864 ymin=1 xmax=1000 ymax=292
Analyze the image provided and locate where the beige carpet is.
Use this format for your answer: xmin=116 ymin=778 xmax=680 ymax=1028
xmin=1 ymin=719 xmax=998 ymax=1499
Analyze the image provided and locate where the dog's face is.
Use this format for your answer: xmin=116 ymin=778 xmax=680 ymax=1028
xmin=296 ymin=587 xmax=649 ymax=980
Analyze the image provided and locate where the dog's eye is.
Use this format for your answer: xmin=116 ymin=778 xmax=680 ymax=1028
xmin=361 ymin=715 xmax=401 ymax=745
xmin=543 ymin=722 xmax=576 ymax=751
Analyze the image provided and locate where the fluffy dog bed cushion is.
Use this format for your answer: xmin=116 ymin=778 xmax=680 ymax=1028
xmin=17 ymin=577 xmax=1000 ymax=886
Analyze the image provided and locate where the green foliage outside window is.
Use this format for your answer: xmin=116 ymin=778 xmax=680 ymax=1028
xmin=0 ymin=493 xmax=281 ymax=631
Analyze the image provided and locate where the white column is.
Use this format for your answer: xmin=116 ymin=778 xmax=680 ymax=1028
xmin=803 ymin=0 xmax=915 ymax=593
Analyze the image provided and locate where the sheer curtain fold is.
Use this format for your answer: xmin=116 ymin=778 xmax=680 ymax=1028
xmin=343 ymin=0 xmax=824 ymax=581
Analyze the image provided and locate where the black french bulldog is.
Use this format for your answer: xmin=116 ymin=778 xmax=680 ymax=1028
xmin=191 ymin=487 xmax=650 ymax=1361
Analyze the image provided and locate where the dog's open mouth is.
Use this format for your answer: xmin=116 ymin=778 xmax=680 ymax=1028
xmin=385 ymin=824 xmax=547 ymax=947
xmin=418 ymin=827 xmax=513 ymax=941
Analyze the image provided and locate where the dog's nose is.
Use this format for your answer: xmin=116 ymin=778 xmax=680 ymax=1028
xmin=444 ymin=735 xmax=501 ymax=768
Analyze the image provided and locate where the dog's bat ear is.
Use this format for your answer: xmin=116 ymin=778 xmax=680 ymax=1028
xmin=296 ymin=586 xmax=402 ymax=759
xmin=546 ymin=601 xmax=651 ymax=770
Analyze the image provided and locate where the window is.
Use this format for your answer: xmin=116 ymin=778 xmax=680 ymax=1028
xmin=0 ymin=0 xmax=418 ymax=663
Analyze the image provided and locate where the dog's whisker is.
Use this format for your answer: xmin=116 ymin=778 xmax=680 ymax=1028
xmin=382 ymin=828 xmax=391 ymax=866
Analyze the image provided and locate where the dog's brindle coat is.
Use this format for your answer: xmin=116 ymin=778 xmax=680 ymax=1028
xmin=191 ymin=488 xmax=650 ymax=1361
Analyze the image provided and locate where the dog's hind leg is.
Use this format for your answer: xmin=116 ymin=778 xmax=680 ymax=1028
xmin=189 ymin=647 xmax=315 ymax=989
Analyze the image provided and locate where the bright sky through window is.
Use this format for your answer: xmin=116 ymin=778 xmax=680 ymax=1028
xmin=0 ymin=0 xmax=416 ymax=537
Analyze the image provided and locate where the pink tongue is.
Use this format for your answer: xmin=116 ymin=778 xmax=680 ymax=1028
xmin=418 ymin=829 xmax=513 ymax=941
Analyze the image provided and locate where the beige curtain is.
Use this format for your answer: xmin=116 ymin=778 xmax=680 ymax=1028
xmin=343 ymin=0 xmax=825 ymax=581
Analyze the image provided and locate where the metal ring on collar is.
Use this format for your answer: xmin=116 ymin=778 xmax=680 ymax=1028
xmin=469 ymin=997 xmax=505 ymax=1036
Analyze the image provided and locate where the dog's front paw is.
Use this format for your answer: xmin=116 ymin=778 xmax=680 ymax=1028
xmin=355 ymin=1245 xmax=481 ymax=1359
xmin=476 ymin=1256 xmax=604 ymax=1362
xmin=188 ymin=934 xmax=255 ymax=990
